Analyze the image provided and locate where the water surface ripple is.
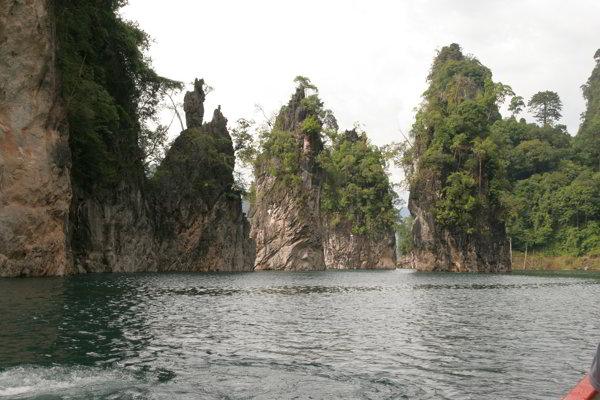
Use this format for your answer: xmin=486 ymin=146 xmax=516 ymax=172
xmin=1 ymin=270 xmax=599 ymax=399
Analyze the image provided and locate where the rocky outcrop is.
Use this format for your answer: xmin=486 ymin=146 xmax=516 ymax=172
xmin=0 ymin=0 xmax=73 ymax=277
xmin=321 ymin=130 xmax=396 ymax=270
xmin=153 ymin=84 xmax=255 ymax=271
xmin=70 ymin=182 xmax=158 ymax=273
xmin=407 ymin=44 xmax=511 ymax=273
xmin=66 ymin=82 xmax=255 ymax=274
xmin=250 ymin=88 xmax=397 ymax=271
xmin=251 ymin=175 xmax=324 ymax=270
xmin=183 ymin=78 xmax=205 ymax=129
xmin=409 ymin=193 xmax=511 ymax=272
xmin=0 ymin=0 xmax=255 ymax=276
xmin=251 ymin=86 xmax=325 ymax=270
xmin=323 ymin=222 xmax=396 ymax=269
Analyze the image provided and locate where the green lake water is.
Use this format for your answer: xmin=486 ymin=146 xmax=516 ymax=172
xmin=1 ymin=269 xmax=599 ymax=399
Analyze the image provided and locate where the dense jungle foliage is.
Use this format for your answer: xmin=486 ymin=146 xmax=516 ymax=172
xmin=403 ymin=44 xmax=600 ymax=257
xmin=320 ymin=129 xmax=398 ymax=236
xmin=55 ymin=0 xmax=179 ymax=191
xmin=501 ymin=50 xmax=600 ymax=256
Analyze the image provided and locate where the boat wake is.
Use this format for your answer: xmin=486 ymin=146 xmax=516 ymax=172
xmin=0 ymin=365 xmax=147 ymax=399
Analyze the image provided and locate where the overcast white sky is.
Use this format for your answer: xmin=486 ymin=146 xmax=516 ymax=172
xmin=122 ymin=0 xmax=599 ymax=197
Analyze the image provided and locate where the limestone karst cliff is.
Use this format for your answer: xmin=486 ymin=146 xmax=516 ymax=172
xmin=154 ymin=80 xmax=255 ymax=271
xmin=250 ymin=84 xmax=326 ymax=270
xmin=1 ymin=2 xmax=396 ymax=276
xmin=323 ymin=221 xmax=396 ymax=270
xmin=71 ymin=80 xmax=256 ymax=274
xmin=405 ymin=44 xmax=511 ymax=273
xmin=0 ymin=0 xmax=73 ymax=277
xmin=321 ymin=130 xmax=397 ymax=270
xmin=250 ymin=81 xmax=397 ymax=271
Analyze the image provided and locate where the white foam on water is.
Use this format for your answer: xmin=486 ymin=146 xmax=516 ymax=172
xmin=0 ymin=365 xmax=143 ymax=399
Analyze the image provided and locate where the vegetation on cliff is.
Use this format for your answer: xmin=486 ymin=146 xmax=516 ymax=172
xmin=319 ymin=129 xmax=398 ymax=236
xmin=248 ymin=77 xmax=398 ymax=237
xmin=252 ymin=77 xmax=330 ymax=189
xmin=402 ymin=44 xmax=600 ymax=260
xmin=55 ymin=0 xmax=180 ymax=191
xmin=403 ymin=43 xmax=512 ymax=235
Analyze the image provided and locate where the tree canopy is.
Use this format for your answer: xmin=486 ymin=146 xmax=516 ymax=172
xmin=527 ymin=91 xmax=563 ymax=127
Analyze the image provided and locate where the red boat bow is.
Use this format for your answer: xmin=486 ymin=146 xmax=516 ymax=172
xmin=563 ymin=376 xmax=598 ymax=400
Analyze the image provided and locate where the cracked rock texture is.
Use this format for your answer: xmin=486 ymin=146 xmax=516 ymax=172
xmin=323 ymin=221 xmax=396 ymax=270
xmin=0 ymin=0 xmax=73 ymax=277
xmin=251 ymin=88 xmax=396 ymax=271
xmin=154 ymin=87 xmax=255 ymax=272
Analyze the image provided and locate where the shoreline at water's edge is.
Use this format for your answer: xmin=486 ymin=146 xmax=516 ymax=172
xmin=512 ymin=253 xmax=600 ymax=271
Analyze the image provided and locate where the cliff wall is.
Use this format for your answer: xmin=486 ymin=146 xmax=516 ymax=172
xmin=406 ymin=44 xmax=511 ymax=273
xmin=251 ymin=86 xmax=396 ymax=271
xmin=250 ymin=87 xmax=325 ymax=270
xmin=0 ymin=0 xmax=254 ymax=276
xmin=0 ymin=0 xmax=73 ymax=277
xmin=323 ymin=222 xmax=396 ymax=270
xmin=409 ymin=188 xmax=511 ymax=272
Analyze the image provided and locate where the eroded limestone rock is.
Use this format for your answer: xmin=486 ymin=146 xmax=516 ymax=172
xmin=408 ymin=174 xmax=511 ymax=273
xmin=0 ymin=0 xmax=73 ymax=277
xmin=153 ymin=85 xmax=255 ymax=271
xmin=323 ymin=222 xmax=396 ymax=270
xmin=183 ymin=78 xmax=205 ymax=129
xmin=250 ymin=87 xmax=325 ymax=271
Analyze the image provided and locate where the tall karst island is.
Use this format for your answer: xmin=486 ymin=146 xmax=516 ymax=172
xmin=403 ymin=44 xmax=512 ymax=272
xmin=250 ymin=78 xmax=397 ymax=270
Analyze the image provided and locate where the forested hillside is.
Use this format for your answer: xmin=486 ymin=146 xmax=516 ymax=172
xmin=501 ymin=51 xmax=600 ymax=257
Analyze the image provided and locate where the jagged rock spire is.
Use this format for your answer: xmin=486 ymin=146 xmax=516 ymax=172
xmin=183 ymin=78 xmax=206 ymax=129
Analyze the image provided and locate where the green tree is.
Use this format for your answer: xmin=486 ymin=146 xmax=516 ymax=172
xmin=396 ymin=215 xmax=414 ymax=256
xmin=527 ymin=91 xmax=563 ymax=126
xmin=230 ymin=118 xmax=258 ymax=167
xmin=508 ymin=95 xmax=525 ymax=117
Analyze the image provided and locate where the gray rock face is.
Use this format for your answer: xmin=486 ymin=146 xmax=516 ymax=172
xmin=323 ymin=222 xmax=396 ymax=270
xmin=251 ymin=176 xmax=325 ymax=271
xmin=70 ymin=183 xmax=158 ymax=273
xmin=154 ymin=99 xmax=255 ymax=272
xmin=409 ymin=177 xmax=511 ymax=273
xmin=0 ymin=0 xmax=73 ymax=277
xmin=70 ymin=84 xmax=255 ymax=274
xmin=251 ymin=91 xmax=396 ymax=271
